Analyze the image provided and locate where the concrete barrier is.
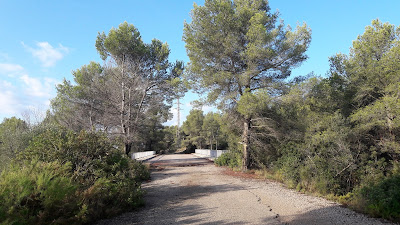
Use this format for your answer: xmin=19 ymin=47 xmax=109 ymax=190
xmin=131 ymin=151 xmax=156 ymax=160
xmin=195 ymin=149 xmax=228 ymax=158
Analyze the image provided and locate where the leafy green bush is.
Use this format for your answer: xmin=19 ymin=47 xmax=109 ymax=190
xmin=18 ymin=128 xmax=149 ymax=186
xmin=215 ymin=151 xmax=242 ymax=168
xmin=275 ymin=142 xmax=302 ymax=188
xmin=0 ymin=117 xmax=30 ymax=172
xmin=0 ymin=160 xmax=81 ymax=225
xmin=359 ymin=174 xmax=400 ymax=221
xmin=0 ymin=129 xmax=150 ymax=224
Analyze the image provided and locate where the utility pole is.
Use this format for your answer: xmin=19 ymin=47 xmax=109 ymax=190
xmin=176 ymin=97 xmax=182 ymax=148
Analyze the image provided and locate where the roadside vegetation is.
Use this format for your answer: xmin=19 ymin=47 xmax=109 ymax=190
xmin=0 ymin=22 xmax=167 ymax=224
xmin=183 ymin=2 xmax=400 ymax=221
xmin=0 ymin=128 xmax=149 ymax=224
xmin=1 ymin=0 xmax=400 ymax=223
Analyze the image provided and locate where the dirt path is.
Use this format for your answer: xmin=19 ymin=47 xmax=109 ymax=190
xmin=96 ymin=154 xmax=392 ymax=225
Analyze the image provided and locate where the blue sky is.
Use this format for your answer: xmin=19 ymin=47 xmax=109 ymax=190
xmin=1 ymin=0 xmax=399 ymax=125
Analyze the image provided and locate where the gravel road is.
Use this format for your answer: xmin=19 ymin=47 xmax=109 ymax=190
xmin=96 ymin=154 xmax=393 ymax=225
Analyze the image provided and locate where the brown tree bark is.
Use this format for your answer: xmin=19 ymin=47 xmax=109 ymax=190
xmin=242 ymin=117 xmax=251 ymax=171
xmin=125 ymin=142 xmax=132 ymax=156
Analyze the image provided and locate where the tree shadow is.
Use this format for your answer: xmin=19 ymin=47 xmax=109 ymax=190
xmin=143 ymin=167 xmax=188 ymax=182
xmin=150 ymin=157 xmax=213 ymax=167
xmin=265 ymin=205 xmax=392 ymax=225
xmin=96 ymin=157 xmax=247 ymax=225
xmin=96 ymin=203 xmax=248 ymax=225
xmin=97 ymin=154 xmax=394 ymax=225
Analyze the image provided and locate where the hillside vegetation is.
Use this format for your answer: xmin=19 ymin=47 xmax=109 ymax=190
xmin=1 ymin=0 xmax=400 ymax=223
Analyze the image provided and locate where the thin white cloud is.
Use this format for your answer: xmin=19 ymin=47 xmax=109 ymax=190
xmin=20 ymin=74 xmax=59 ymax=98
xmin=0 ymin=50 xmax=61 ymax=121
xmin=0 ymin=52 xmax=11 ymax=61
xmin=0 ymin=92 xmax=19 ymax=115
xmin=22 ymin=41 xmax=69 ymax=67
xmin=0 ymin=63 xmax=24 ymax=76
xmin=0 ymin=80 xmax=13 ymax=88
xmin=0 ymin=75 xmax=59 ymax=121
xmin=0 ymin=80 xmax=21 ymax=115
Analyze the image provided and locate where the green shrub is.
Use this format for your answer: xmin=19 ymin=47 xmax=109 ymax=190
xmin=275 ymin=142 xmax=302 ymax=187
xmin=0 ymin=160 xmax=80 ymax=225
xmin=2 ymin=129 xmax=150 ymax=224
xmin=359 ymin=174 xmax=400 ymax=221
xmin=18 ymin=129 xmax=150 ymax=186
xmin=274 ymin=139 xmax=354 ymax=195
xmin=215 ymin=151 xmax=242 ymax=168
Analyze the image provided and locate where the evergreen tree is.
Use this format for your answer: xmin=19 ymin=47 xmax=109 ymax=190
xmin=183 ymin=0 xmax=311 ymax=169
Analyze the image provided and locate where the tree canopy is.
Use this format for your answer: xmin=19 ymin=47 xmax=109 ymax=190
xmin=52 ymin=22 xmax=181 ymax=155
xmin=183 ymin=0 xmax=311 ymax=169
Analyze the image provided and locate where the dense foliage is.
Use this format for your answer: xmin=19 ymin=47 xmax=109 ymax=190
xmin=0 ymin=22 xmax=167 ymax=224
xmin=52 ymin=22 xmax=182 ymax=155
xmin=0 ymin=117 xmax=29 ymax=171
xmin=183 ymin=0 xmax=311 ymax=169
xmin=212 ymin=19 xmax=400 ymax=221
xmin=181 ymin=110 xmax=228 ymax=152
xmin=0 ymin=129 xmax=149 ymax=225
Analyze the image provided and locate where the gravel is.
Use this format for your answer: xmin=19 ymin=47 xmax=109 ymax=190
xmin=96 ymin=154 xmax=394 ymax=225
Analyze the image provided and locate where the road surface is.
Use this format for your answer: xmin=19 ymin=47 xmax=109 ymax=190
xmin=96 ymin=154 xmax=391 ymax=225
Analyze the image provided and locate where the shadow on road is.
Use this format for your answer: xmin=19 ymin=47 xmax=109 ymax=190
xmin=148 ymin=155 xmax=213 ymax=168
xmin=272 ymin=205 xmax=391 ymax=225
xmin=97 ymin=180 xmax=246 ymax=224
xmin=96 ymin=154 xmax=391 ymax=225
xmin=96 ymin=154 xmax=248 ymax=225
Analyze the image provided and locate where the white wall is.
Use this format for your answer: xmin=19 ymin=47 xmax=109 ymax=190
xmin=131 ymin=151 xmax=156 ymax=160
xmin=195 ymin=149 xmax=228 ymax=158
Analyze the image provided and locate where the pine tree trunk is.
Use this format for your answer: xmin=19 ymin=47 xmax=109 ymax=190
xmin=125 ymin=142 xmax=132 ymax=157
xmin=121 ymin=81 xmax=125 ymax=134
xmin=120 ymin=58 xmax=126 ymax=139
xmin=242 ymin=117 xmax=251 ymax=171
